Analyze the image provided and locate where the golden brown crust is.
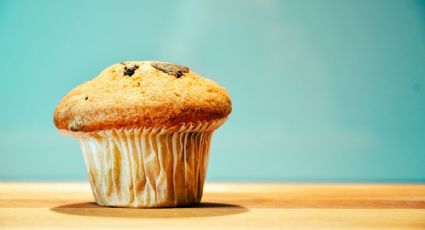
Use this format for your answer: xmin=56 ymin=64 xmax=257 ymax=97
xmin=53 ymin=61 xmax=231 ymax=132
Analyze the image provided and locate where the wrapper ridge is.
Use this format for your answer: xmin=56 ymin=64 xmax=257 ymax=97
xmin=62 ymin=119 xmax=225 ymax=208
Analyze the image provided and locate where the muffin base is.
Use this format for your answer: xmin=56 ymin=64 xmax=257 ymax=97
xmin=61 ymin=119 xmax=225 ymax=208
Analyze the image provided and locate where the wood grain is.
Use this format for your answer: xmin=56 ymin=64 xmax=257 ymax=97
xmin=0 ymin=183 xmax=424 ymax=229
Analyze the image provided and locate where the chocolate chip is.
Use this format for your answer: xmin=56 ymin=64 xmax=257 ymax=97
xmin=84 ymin=97 xmax=88 ymax=100
xmin=121 ymin=63 xmax=139 ymax=77
xmin=151 ymin=62 xmax=189 ymax=78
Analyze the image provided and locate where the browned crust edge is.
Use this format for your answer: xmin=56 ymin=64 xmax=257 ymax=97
xmin=53 ymin=105 xmax=231 ymax=132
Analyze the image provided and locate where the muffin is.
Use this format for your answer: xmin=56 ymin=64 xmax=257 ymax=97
xmin=53 ymin=61 xmax=231 ymax=208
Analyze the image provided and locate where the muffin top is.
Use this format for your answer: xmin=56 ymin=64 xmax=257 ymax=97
xmin=53 ymin=61 xmax=231 ymax=132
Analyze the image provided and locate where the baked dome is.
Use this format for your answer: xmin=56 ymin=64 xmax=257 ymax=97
xmin=53 ymin=61 xmax=231 ymax=132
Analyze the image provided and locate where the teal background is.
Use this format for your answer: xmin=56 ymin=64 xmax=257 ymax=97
xmin=1 ymin=0 xmax=424 ymax=182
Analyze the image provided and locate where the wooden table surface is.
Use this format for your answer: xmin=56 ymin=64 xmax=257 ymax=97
xmin=0 ymin=183 xmax=424 ymax=229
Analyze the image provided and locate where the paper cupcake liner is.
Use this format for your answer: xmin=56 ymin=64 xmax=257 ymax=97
xmin=62 ymin=119 xmax=225 ymax=208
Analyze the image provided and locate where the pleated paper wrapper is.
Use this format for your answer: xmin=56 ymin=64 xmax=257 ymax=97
xmin=61 ymin=119 xmax=225 ymax=208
